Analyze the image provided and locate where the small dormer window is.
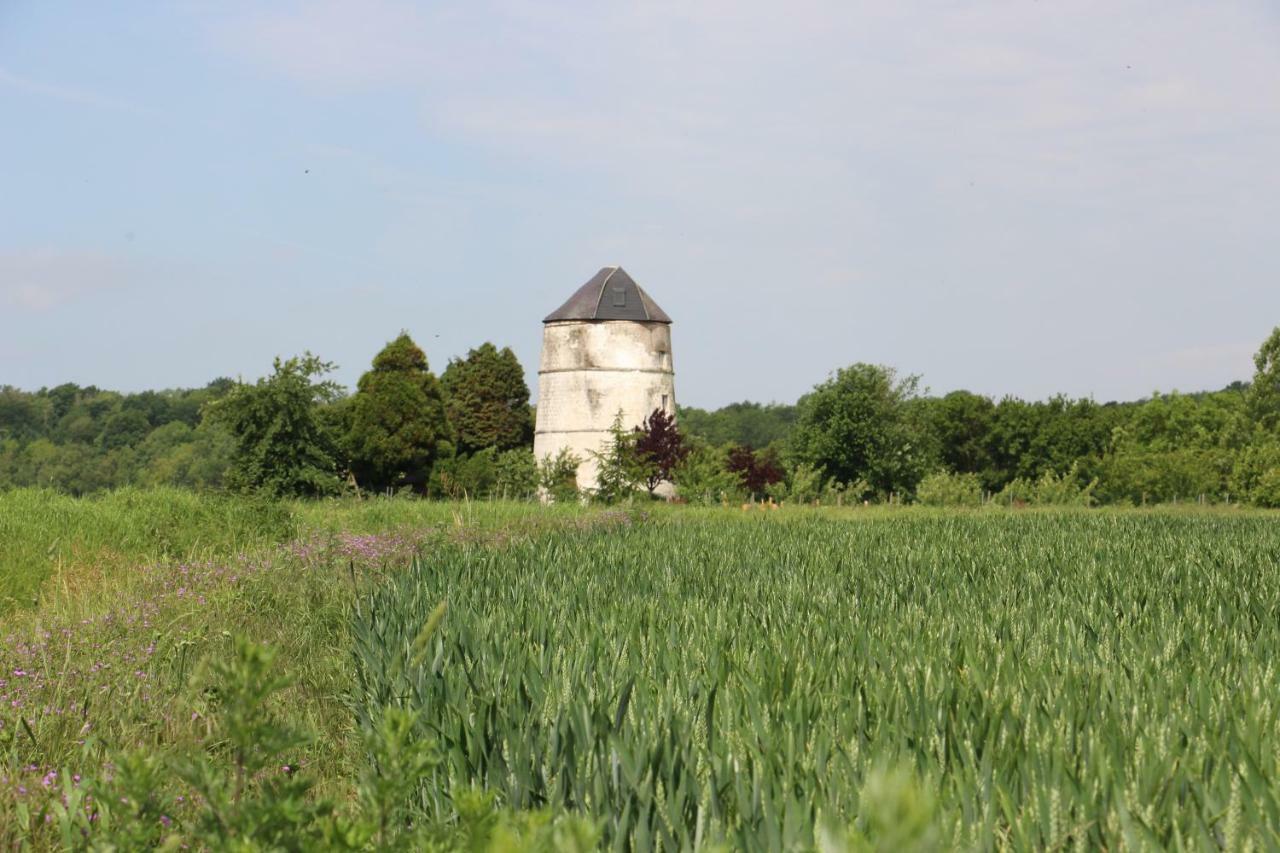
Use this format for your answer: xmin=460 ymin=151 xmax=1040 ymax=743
xmin=610 ymin=284 xmax=627 ymax=307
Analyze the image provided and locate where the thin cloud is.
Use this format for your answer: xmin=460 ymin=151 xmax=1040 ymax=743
xmin=0 ymin=250 xmax=135 ymax=313
xmin=209 ymin=0 xmax=438 ymax=88
xmin=124 ymin=3 xmax=1280 ymax=401
xmin=0 ymin=66 xmax=149 ymax=116
xmin=208 ymin=1 xmax=1280 ymax=198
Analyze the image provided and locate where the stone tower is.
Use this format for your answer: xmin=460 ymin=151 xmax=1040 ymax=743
xmin=534 ymin=266 xmax=676 ymax=492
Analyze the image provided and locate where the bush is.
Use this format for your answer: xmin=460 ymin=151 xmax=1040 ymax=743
xmin=916 ymin=471 xmax=983 ymax=507
xmin=786 ymin=461 xmax=825 ymax=504
xmin=1253 ymin=467 xmax=1280 ymax=508
xmin=430 ymin=447 xmax=497 ymax=499
xmin=671 ymin=443 xmax=741 ymax=506
xmin=206 ymin=354 xmax=344 ymax=498
xmin=762 ymin=461 xmax=825 ymax=504
xmin=1229 ymin=438 xmax=1280 ymax=507
xmin=996 ymin=463 xmax=1096 ymax=507
xmin=1093 ymin=447 xmax=1230 ymax=505
xmin=492 ymin=449 xmax=537 ymax=500
xmin=591 ymin=414 xmax=641 ymax=504
xmin=726 ymin=445 xmax=784 ymax=499
xmin=428 ymin=448 xmax=539 ymax=501
xmin=537 ymin=448 xmax=581 ymax=504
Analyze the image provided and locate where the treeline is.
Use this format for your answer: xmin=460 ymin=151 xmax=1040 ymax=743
xmin=0 ymin=335 xmax=538 ymax=499
xmin=4 ymin=327 xmax=1280 ymax=507
xmin=670 ymin=328 xmax=1280 ymax=508
xmin=0 ymin=381 xmax=237 ymax=494
xmin=677 ymin=402 xmax=797 ymax=448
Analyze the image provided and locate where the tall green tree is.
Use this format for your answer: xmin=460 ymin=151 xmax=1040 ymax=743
xmin=0 ymin=387 xmax=49 ymax=442
xmin=206 ymin=354 xmax=343 ymax=497
xmin=1227 ymin=327 xmax=1280 ymax=507
xmin=923 ymin=390 xmax=994 ymax=476
xmin=440 ymin=343 xmax=532 ymax=454
xmin=790 ymin=363 xmax=931 ymax=498
xmin=99 ymin=409 xmax=151 ymax=450
xmin=348 ymin=333 xmax=450 ymax=492
xmin=1247 ymin=326 xmax=1280 ymax=431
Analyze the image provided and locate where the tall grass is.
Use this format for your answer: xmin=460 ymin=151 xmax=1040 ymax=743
xmin=0 ymin=491 xmax=644 ymax=848
xmin=0 ymin=488 xmax=294 ymax=612
xmin=0 ymin=488 xmax=606 ymax=615
xmin=290 ymin=494 xmax=606 ymax=537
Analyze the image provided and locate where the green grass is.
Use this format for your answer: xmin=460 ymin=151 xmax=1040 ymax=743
xmin=3 ymin=491 xmax=1280 ymax=849
xmin=0 ymin=487 xmax=294 ymax=612
xmin=0 ymin=489 xmax=604 ymax=615
xmin=0 ymin=490 xmax=643 ymax=848
xmin=290 ymin=493 xmax=612 ymax=537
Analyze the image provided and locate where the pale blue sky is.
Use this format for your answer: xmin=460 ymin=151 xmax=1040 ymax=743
xmin=2 ymin=1 xmax=1278 ymax=407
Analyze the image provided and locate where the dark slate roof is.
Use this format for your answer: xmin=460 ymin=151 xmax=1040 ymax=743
xmin=543 ymin=266 xmax=672 ymax=324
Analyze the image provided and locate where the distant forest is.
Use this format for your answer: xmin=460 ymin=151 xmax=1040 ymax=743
xmin=3 ymin=326 xmax=1280 ymax=507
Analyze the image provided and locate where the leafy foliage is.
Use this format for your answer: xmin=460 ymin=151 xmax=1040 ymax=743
xmin=677 ymin=401 xmax=797 ymax=448
xmin=914 ymin=470 xmax=983 ymax=507
xmin=670 ymin=441 xmax=742 ymax=505
xmin=632 ymin=408 xmax=688 ymax=495
xmin=765 ymin=460 xmax=825 ymax=504
xmin=1229 ymin=437 xmax=1280 ymax=508
xmin=1247 ymin=326 xmax=1280 ymax=431
xmin=490 ymin=448 xmax=539 ymax=500
xmin=591 ymin=413 xmax=642 ymax=504
xmin=441 ymin=343 xmax=532 ymax=454
xmin=347 ymin=334 xmax=450 ymax=493
xmin=995 ymin=462 xmax=1097 ymax=507
xmin=725 ymin=445 xmax=785 ymax=498
xmin=920 ymin=391 xmax=994 ymax=478
xmin=6 ymin=327 xmax=1280 ymax=509
xmin=429 ymin=447 xmax=538 ymax=500
xmin=537 ymin=448 xmax=581 ymax=503
xmin=0 ymin=380 xmax=234 ymax=494
xmin=790 ymin=364 xmax=932 ymax=499
xmin=591 ymin=409 xmax=689 ymax=501
xmin=207 ymin=354 xmax=343 ymax=497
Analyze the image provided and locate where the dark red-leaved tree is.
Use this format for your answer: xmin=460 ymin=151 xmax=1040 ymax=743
xmin=633 ymin=408 xmax=689 ymax=495
xmin=726 ymin=445 xmax=784 ymax=498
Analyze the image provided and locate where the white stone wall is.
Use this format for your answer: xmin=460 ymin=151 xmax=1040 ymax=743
xmin=534 ymin=320 xmax=676 ymax=492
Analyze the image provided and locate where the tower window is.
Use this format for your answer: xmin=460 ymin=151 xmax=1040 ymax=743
xmin=661 ymin=394 xmax=669 ymax=411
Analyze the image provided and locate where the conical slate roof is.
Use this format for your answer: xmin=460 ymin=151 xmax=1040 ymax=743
xmin=543 ymin=266 xmax=672 ymax=324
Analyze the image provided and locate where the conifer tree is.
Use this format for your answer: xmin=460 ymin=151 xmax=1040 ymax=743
xmin=440 ymin=343 xmax=532 ymax=453
xmin=592 ymin=412 xmax=641 ymax=503
xmin=347 ymin=333 xmax=449 ymax=492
